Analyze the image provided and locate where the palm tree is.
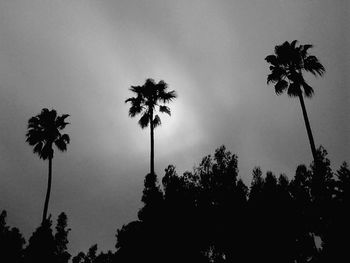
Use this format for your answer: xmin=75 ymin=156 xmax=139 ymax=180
xmin=125 ymin=78 xmax=177 ymax=175
xmin=26 ymin=108 xmax=70 ymax=223
xmin=265 ymin=40 xmax=325 ymax=162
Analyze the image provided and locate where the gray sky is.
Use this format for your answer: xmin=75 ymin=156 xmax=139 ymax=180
xmin=0 ymin=0 xmax=349 ymax=256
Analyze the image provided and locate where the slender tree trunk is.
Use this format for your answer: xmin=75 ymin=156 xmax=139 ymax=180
xmin=298 ymin=92 xmax=317 ymax=162
xmin=150 ymin=109 xmax=155 ymax=175
xmin=42 ymin=157 xmax=52 ymax=224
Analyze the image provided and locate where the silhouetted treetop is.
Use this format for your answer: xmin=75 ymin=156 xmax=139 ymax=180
xmin=125 ymin=78 xmax=177 ymax=129
xmin=26 ymin=108 xmax=70 ymax=223
xmin=24 ymin=218 xmax=56 ymax=263
xmin=125 ymin=78 xmax=177 ymax=175
xmin=26 ymin=108 xmax=70 ymax=160
xmin=265 ymin=40 xmax=325 ymax=163
xmin=265 ymin=40 xmax=325 ymax=97
xmin=54 ymin=212 xmax=71 ymax=263
xmin=72 ymin=244 xmax=114 ymax=263
xmin=0 ymin=210 xmax=25 ymax=263
xmin=335 ymin=162 xmax=350 ymax=202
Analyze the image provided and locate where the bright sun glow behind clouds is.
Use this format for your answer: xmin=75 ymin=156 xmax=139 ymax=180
xmin=61 ymin=1 xmax=206 ymax=162
xmin=120 ymin=52 xmax=205 ymax=161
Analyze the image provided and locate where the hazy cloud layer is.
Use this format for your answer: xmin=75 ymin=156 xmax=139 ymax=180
xmin=0 ymin=0 xmax=349 ymax=254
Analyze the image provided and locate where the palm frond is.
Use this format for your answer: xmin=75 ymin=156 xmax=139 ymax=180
xmin=267 ymin=66 xmax=286 ymax=84
xmin=54 ymin=134 xmax=70 ymax=152
xmin=287 ymin=82 xmax=301 ymax=97
xmin=274 ymin=80 xmax=288 ymax=95
xmin=265 ymin=55 xmax=278 ymax=66
xmin=144 ymin=79 xmax=156 ymax=97
xmin=303 ymin=56 xmax=325 ymax=76
xmin=56 ymin=114 xmax=70 ymax=130
xmin=145 ymin=78 xmax=156 ymax=86
xmin=156 ymin=80 xmax=168 ymax=92
xmin=62 ymin=133 xmax=70 ymax=143
xmin=153 ymin=115 xmax=161 ymax=128
xmin=158 ymin=90 xmax=177 ymax=103
xmin=27 ymin=116 xmax=40 ymax=129
xmin=290 ymin=40 xmax=298 ymax=49
xmin=300 ymin=44 xmax=313 ymax=58
xmin=129 ymin=104 xmax=143 ymax=117
xmin=39 ymin=109 xmax=55 ymax=129
xmin=41 ymin=142 xmax=53 ymax=160
xmin=26 ymin=129 xmax=44 ymax=146
xmin=33 ymin=142 xmax=43 ymax=156
xmin=129 ymin=85 xmax=143 ymax=94
xmin=41 ymin=108 xmax=50 ymax=116
xmin=274 ymin=41 xmax=290 ymax=64
xmin=125 ymin=97 xmax=133 ymax=103
xmin=138 ymin=112 xmax=150 ymax=129
xmin=302 ymin=81 xmax=314 ymax=98
xmin=48 ymin=109 xmax=57 ymax=123
xmin=159 ymin=105 xmax=171 ymax=115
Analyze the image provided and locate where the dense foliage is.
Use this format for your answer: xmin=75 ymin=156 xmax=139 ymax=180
xmin=1 ymin=146 xmax=349 ymax=262
xmin=113 ymin=145 xmax=349 ymax=262
xmin=0 ymin=212 xmax=71 ymax=263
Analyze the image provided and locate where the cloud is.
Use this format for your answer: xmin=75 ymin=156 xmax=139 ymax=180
xmin=0 ymin=0 xmax=348 ymax=255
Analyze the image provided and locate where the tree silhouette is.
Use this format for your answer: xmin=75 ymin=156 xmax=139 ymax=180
xmin=23 ymin=213 xmax=71 ymax=263
xmin=15 ymin=142 xmax=343 ymax=263
xmin=335 ymin=162 xmax=350 ymax=204
xmin=125 ymin=78 xmax=177 ymax=175
xmin=0 ymin=210 xmax=26 ymax=263
xmin=137 ymin=173 xmax=164 ymax=222
xmin=54 ymin=212 xmax=71 ymax=263
xmin=115 ymin=221 xmax=148 ymax=262
xmin=289 ymin=165 xmax=317 ymax=262
xmin=73 ymin=244 xmax=112 ymax=263
xmin=24 ymin=217 xmax=56 ymax=263
xmin=329 ymin=162 xmax=350 ymax=261
xmin=96 ymin=144 xmax=350 ymax=262
xmin=265 ymin=40 xmax=325 ymax=162
xmin=26 ymin=108 xmax=70 ymax=223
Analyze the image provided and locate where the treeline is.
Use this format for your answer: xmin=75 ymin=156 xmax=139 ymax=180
xmin=0 ymin=211 xmax=69 ymax=263
xmin=1 ymin=145 xmax=349 ymax=262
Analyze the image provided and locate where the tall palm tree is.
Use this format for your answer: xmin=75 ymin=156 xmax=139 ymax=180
xmin=26 ymin=108 xmax=70 ymax=223
xmin=125 ymin=78 xmax=177 ymax=175
xmin=265 ymin=40 xmax=325 ymax=162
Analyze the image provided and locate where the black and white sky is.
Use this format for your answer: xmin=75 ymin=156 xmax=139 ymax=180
xmin=0 ymin=0 xmax=349 ymax=255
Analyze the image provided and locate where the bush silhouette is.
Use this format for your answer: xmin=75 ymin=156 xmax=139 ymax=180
xmin=24 ymin=212 xmax=71 ymax=263
xmin=0 ymin=210 xmax=26 ymax=263
xmin=112 ymin=145 xmax=349 ymax=263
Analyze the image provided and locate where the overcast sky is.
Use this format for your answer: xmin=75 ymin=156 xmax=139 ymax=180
xmin=0 ymin=0 xmax=349 ymax=256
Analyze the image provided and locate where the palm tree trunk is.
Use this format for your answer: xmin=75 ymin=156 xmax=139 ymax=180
xmin=42 ymin=157 xmax=52 ymax=224
xmin=150 ymin=110 xmax=155 ymax=175
xmin=298 ymin=92 xmax=317 ymax=162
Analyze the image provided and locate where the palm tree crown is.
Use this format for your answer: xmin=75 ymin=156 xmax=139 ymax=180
xmin=125 ymin=78 xmax=177 ymax=129
xmin=265 ymin=40 xmax=325 ymax=97
xmin=26 ymin=108 xmax=70 ymax=160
